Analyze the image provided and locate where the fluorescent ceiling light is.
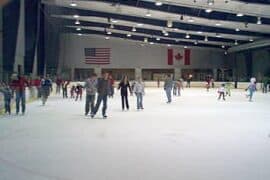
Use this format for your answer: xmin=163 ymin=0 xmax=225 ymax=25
xmin=73 ymin=14 xmax=79 ymax=18
xmin=205 ymin=9 xmax=212 ymax=13
xmin=236 ymin=13 xmax=244 ymax=17
xmin=70 ymin=1 xmax=77 ymax=7
xmin=155 ymin=0 xmax=163 ymax=6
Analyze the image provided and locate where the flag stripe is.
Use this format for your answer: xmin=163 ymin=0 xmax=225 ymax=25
xmin=167 ymin=49 xmax=173 ymax=65
xmin=184 ymin=49 xmax=191 ymax=65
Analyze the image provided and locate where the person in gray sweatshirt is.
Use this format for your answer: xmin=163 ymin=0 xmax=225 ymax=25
xmin=134 ymin=78 xmax=145 ymax=110
xmin=84 ymin=73 xmax=97 ymax=116
xmin=164 ymin=74 xmax=173 ymax=103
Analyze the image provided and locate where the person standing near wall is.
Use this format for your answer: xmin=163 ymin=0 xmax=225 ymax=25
xmin=133 ymin=77 xmax=145 ymax=110
xmin=62 ymin=80 xmax=70 ymax=99
xmin=164 ymin=74 xmax=173 ymax=103
xmin=91 ymin=72 xmax=110 ymax=119
xmin=84 ymin=73 xmax=97 ymax=116
xmin=0 ymin=82 xmax=13 ymax=115
xmin=56 ymin=76 xmax=62 ymax=94
xmin=186 ymin=74 xmax=192 ymax=88
xmin=10 ymin=75 xmax=29 ymax=115
xmin=118 ymin=75 xmax=133 ymax=111
xmin=108 ymin=74 xmax=115 ymax=98
xmin=40 ymin=75 xmax=53 ymax=106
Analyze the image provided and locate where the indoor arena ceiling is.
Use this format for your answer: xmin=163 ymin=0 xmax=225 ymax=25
xmin=42 ymin=0 xmax=270 ymax=51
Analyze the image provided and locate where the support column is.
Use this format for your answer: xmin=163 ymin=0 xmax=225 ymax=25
xmin=174 ymin=68 xmax=181 ymax=80
xmin=70 ymin=67 xmax=74 ymax=81
xmin=94 ymin=67 xmax=102 ymax=77
xmin=13 ymin=0 xmax=25 ymax=75
xmin=213 ymin=68 xmax=218 ymax=80
xmin=135 ymin=67 xmax=142 ymax=79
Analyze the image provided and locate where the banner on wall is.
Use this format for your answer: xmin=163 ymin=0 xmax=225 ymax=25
xmin=167 ymin=48 xmax=191 ymax=66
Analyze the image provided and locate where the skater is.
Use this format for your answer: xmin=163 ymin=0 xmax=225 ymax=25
xmin=75 ymin=83 xmax=83 ymax=101
xmin=211 ymin=77 xmax=215 ymax=88
xmin=91 ymin=72 xmax=110 ymax=118
xmin=164 ymin=74 xmax=173 ymax=103
xmin=186 ymin=74 xmax=192 ymax=88
xmin=70 ymin=85 xmax=76 ymax=99
xmin=157 ymin=78 xmax=160 ymax=88
xmin=108 ymin=74 xmax=115 ymax=98
xmin=40 ymin=75 xmax=53 ymax=106
xmin=118 ymin=75 xmax=133 ymax=111
xmin=62 ymin=80 xmax=70 ymax=98
xmin=84 ymin=73 xmax=97 ymax=116
xmin=206 ymin=78 xmax=211 ymax=92
xmin=225 ymin=81 xmax=233 ymax=96
xmin=55 ymin=77 xmax=62 ymax=94
xmin=10 ymin=75 xmax=29 ymax=115
xmin=246 ymin=82 xmax=256 ymax=102
xmin=134 ymin=78 xmax=145 ymax=110
xmin=262 ymin=77 xmax=269 ymax=93
xmin=0 ymin=82 xmax=13 ymax=115
xmin=173 ymin=80 xmax=178 ymax=96
xmin=217 ymin=84 xmax=226 ymax=101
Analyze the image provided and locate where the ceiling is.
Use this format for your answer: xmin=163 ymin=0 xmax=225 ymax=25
xmin=42 ymin=0 xmax=270 ymax=50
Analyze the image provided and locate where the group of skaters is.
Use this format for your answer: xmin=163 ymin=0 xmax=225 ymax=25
xmin=0 ymin=71 xmax=266 ymax=116
xmin=83 ymin=72 xmax=145 ymax=118
xmin=0 ymin=74 xmax=53 ymax=115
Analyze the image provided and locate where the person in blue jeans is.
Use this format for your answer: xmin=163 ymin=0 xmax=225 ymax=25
xmin=91 ymin=72 xmax=110 ymax=119
xmin=10 ymin=75 xmax=29 ymax=115
xmin=0 ymin=82 xmax=13 ymax=115
xmin=134 ymin=78 xmax=145 ymax=110
xmin=84 ymin=73 xmax=97 ymax=116
xmin=246 ymin=82 xmax=256 ymax=102
xmin=164 ymin=74 xmax=173 ymax=103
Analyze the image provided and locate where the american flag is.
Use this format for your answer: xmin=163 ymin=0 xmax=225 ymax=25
xmin=84 ymin=48 xmax=111 ymax=64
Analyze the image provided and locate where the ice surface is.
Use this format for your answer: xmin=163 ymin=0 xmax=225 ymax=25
xmin=0 ymin=88 xmax=270 ymax=180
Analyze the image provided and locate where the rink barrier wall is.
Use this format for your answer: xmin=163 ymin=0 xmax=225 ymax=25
xmin=70 ymin=81 xmax=262 ymax=89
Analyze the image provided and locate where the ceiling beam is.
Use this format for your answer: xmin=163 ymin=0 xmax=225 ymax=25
xmin=45 ymin=4 xmax=270 ymax=38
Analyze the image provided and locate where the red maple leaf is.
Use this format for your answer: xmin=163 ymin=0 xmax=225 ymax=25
xmin=175 ymin=53 xmax=183 ymax=61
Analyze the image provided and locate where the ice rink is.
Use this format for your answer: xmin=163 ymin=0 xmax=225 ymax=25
xmin=0 ymin=88 xmax=270 ymax=180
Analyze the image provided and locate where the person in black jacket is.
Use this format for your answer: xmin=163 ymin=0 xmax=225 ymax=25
xmin=118 ymin=75 xmax=133 ymax=111
xmin=91 ymin=72 xmax=110 ymax=118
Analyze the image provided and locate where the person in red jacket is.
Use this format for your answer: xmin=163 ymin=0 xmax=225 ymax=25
xmin=10 ymin=75 xmax=29 ymax=115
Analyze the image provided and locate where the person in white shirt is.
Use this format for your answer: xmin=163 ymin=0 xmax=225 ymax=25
xmin=134 ymin=78 xmax=145 ymax=110
xmin=217 ymin=84 xmax=226 ymax=101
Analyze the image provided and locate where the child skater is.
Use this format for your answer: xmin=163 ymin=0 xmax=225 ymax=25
xmin=217 ymin=84 xmax=226 ymax=101
xmin=70 ymin=85 xmax=76 ymax=99
xmin=75 ymin=84 xmax=83 ymax=101
xmin=246 ymin=82 xmax=256 ymax=102
xmin=134 ymin=78 xmax=145 ymax=110
xmin=225 ymin=81 xmax=233 ymax=97
xmin=0 ymin=82 xmax=13 ymax=115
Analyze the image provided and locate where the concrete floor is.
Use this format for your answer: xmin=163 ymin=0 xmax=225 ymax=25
xmin=0 ymin=88 xmax=270 ymax=180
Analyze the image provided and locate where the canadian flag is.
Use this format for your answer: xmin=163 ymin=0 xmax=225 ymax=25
xmin=167 ymin=48 xmax=191 ymax=65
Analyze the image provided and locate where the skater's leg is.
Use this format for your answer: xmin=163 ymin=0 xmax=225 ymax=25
xmin=140 ymin=93 xmax=143 ymax=109
xmin=21 ymin=91 xmax=26 ymax=114
xmin=102 ymin=95 xmax=107 ymax=117
xmin=93 ymin=95 xmax=102 ymax=115
xmin=15 ymin=91 xmax=20 ymax=114
xmin=85 ymin=95 xmax=90 ymax=115
xmin=121 ymin=95 xmax=125 ymax=110
xmin=90 ymin=95 xmax=95 ymax=114
xmin=125 ymin=95 xmax=129 ymax=110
